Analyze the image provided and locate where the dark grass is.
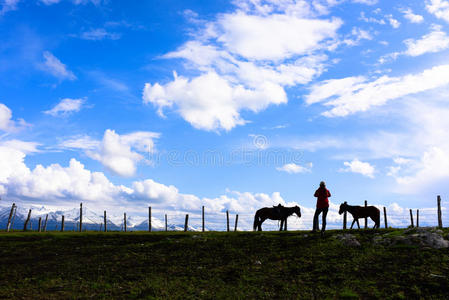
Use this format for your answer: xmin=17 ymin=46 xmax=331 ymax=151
xmin=0 ymin=229 xmax=449 ymax=299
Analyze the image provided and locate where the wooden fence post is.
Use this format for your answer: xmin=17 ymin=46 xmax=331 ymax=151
xmin=43 ymin=214 xmax=48 ymax=232
xmin=409 ymin=209 xmax=414 ymax=228
xmin=61 ymin=215 xmax=65 ymax=232
xmin=383 ymin=207 xmax=388 ymax=228
xmin=23 ymin=209 xmax=32 ymax=231
xmin=234 ymin=214 xmax=239 ymax=232
xmin=149 ymin=206 xmax=152 ymax=232
xmin=6 ymin=203 xmax=15 ymax=232
xmin=437 ymin=195 xmax=443 ymax=228
xmin=416 ymin=209 xmax=419 ymax=228
xmin=38 ymin=217 xmax=42 ymax=232
xmin=104 ymin=210 xmax=107 ymax=232
xmin=226 ymin=210 xmax=230 ymax=232
xmin=79 ymin=202 xmax=82 ymax=232
xmin=343 ymin=211 xmax=347 ymax=230
xmin=202 ymin=206 xmax=205 ymax=232
xmin=364 ymin=200 xmax=368 ymax=229
xmin=184 ymin=214 xmax=189 ymax=232
xmin=165 ymin=214 xmax=168 ymax=231
xmin=124 ymin=213 xmax=127 ymax=232
xmin=10 ymin=206 xmax=17 ymax=231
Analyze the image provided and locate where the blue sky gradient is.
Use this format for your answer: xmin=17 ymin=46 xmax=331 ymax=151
xmin=1 ymin=0 xmax=449 ymax=228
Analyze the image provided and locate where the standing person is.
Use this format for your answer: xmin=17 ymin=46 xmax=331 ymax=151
xmin=312 ymin=181 xmax=331 ymax=235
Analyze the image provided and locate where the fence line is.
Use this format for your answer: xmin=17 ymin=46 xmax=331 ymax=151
xmin=1 ymin=196 xmax=447 ymax=232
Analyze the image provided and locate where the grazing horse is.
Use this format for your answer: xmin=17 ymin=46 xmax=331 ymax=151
xmin=253 ymin=205 xmax=301 ymax=231
xmin=339 ymin=201 xmax=380 ymax=229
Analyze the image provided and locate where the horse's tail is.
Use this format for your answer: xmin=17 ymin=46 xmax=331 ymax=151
xmin=253 ymin=211 xmax=260 ymax=231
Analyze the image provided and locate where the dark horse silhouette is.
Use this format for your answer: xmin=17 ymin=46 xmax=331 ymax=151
xmin=253 ymin=205 xmax=301 ymax=231
xmin=339 ymin=201 xmax=380 ymax=229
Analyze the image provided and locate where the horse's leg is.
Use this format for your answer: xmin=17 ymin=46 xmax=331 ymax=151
xmin=356 ymin=219 xmax=360 ymax=229
xmin=350 ymin=219 xmax=356 ymax=229
xmin=371 ymin=215 xmax=379 ymax=229
xmin=285 ymin=218 xmax=287 ymax=231
xmin=258 ymin=217 xmax=266 ymax=231
xmin=280 ymin=219 xmax=284 ymax=231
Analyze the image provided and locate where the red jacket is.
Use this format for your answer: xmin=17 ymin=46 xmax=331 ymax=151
xmin=314 ymin=187 xmax=331 ymax=208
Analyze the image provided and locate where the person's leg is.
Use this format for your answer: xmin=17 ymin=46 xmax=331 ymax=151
xmin=312 ymin=208 xmax=320 ymax=231
xmin=321 ymin=207 xmax=329 ymax=232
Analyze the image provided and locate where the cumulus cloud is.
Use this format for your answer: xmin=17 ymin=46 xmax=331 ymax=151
xmin=0 ymin=103 xmax=27 ymax=133
xmin=276 ymin=162 xmax=312 ymax=174
xmin=340 ymin=159 xmax=375 ymax=178
xmin=143 ymin=1 xmax=342 ymax=131
xmin=426 ymin=0 xmax=449 ymax=23
xmin=40 ymin=51 xmax=76 ymax=81
xmin=44 ymin=98 xmax=85 ymax=117
xmin=305 ymin=64 xmax=449 ymax=117
xmin=63 ymin=130 xmax=160 ymax=177
xmin=0 ymin=142 xmax=291 ymax=224
xmin=401 ymin=8 xmax=424 ymax=23
xmin=143 ymin=72 xmax=286 ymax=131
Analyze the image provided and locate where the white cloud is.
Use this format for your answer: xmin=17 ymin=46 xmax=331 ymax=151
xmin=44 ymin=98 xmax=85 ymax=117
xmin=0 ymin=103 xmax=27 ymax=133
xmin=401 ymin=8 xmax=424 ymax=23
xmin=0 ymin=142 xmax=290 ymax=224
xmin=143 ymin=72 xmax=286 ymax=131
xmin=426 ymin=0 xmax=449 ymax=23
xmin=40 ymin=51 xmax=76 ymax=81
xmin=343 ymin=27 xmax=372 ymax=46
xmin=215 ymin=12 xmax=341 ymax=60
xmin=72 ymin=129 xmax=160 ymax=177
xmin=305 ymin=64 xmax=449 ymax=117
xmin=378 ymin=26 xmax=449 ymax=63
xmin=80 ymin=28 xmax=120 ymax=40
xmin=0 ymin=0 xmax=19 ymax=15
xmin=359 ymin=11 xmax=385 ymax=24
xmin=385 ymin=14 xmax=400 ymax=28
xmin=58 ymin=135 xmax=100 ymax=150
xmin=143 ymin=2 xmax=342 ymax=131
xmin=0 ymin=146 xmax=128 ymax=207
xmin=0 ymin=140 xmax=40 ymax=154
xmin=340 ymin=159 xmax=375 ymax=178
xmin=403 ymin=25 xmax=449 ymax=56
xmin=276 ymin=162 xmax=312 ymax=174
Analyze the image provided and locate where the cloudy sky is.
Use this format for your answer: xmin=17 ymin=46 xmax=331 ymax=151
xmin=1 ymin=0 xmax=449 ymax=228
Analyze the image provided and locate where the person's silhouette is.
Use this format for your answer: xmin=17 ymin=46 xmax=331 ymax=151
xmin=312 ymin=181 xmax=331 ymax=235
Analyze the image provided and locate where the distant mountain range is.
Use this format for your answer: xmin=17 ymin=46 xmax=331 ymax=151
xmin=0 ymin=205 xmax=202 ymax=232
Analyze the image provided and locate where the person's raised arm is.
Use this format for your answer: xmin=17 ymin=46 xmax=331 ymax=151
xmin=327 ymin=190 xmax=331 ymax=197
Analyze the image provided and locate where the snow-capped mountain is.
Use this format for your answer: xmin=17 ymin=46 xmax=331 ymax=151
xmin=0 ymin=204 xmax=205 ymax=231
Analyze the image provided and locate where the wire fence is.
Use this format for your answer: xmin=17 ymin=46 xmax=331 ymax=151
xmin=1 ymin=199 xmax=448 ymax=233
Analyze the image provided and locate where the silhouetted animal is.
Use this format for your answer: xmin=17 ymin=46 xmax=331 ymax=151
xmin=339 ymin=201 xmax=380 ymax=229
xmin=253 ymin=205 xmax=301 ymax=231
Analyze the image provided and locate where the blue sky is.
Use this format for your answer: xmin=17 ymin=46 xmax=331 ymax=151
xmin=1 ymin=0 xmax=449 ymax=228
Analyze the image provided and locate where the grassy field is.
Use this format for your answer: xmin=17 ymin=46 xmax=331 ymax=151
xmin=0 ymin=229 xmax=448 ymax=299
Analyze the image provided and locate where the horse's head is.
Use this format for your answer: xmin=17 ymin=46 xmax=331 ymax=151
xmin=339 ymin=201 xmax=348 ymax=215
xmin=294 ymin=205 xmax=301 ymax=218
